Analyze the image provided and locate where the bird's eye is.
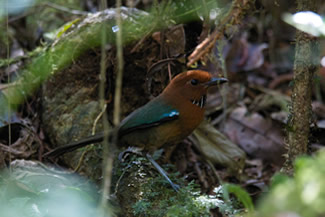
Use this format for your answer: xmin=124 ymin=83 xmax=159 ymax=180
xmin=191 ymin=79 xmax=199 ymax=86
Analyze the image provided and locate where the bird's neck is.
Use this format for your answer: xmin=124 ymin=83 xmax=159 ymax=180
xmin=161 ymin=90 xmax=206 ymax=113
xmin=160 ymin=90 xmax=205 ymax=134
xmin=161 ymin=86 xmax=207 ymax=109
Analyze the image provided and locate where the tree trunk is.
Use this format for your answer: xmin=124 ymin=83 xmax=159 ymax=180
xmin=283 ymin=0 xmax=319 ymax=175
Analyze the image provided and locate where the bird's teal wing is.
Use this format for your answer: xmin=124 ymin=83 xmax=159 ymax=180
xmin=118 ymin=97 xmax=179 ymax=136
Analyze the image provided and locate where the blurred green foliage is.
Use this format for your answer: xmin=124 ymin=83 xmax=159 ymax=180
xmin=0 ymin=160 xmax=111 ymax=217
xmin=257 ymin=150 xmax=325 ymax=217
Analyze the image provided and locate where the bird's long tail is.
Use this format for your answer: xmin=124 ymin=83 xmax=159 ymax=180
xmin=43 ymin=132 xmax=105 ymax=158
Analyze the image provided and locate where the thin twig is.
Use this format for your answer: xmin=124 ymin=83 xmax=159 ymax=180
xmin=98 ymin=0 xmax=111 ymax=212
xmin=113 ymin=8 xmax=124 ymax=126
xmin=4 ymin=0 xmax=13 ymax=173
xmin=100 ymin=0 xmax=124 ymax=211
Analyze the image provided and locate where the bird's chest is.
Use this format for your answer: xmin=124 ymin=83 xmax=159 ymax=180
xmin=176 ymin=100 xmax=205 ymax=131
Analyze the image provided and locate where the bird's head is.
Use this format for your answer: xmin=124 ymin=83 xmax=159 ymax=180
xmin=163 ymin=70 xmax=227 ymax=108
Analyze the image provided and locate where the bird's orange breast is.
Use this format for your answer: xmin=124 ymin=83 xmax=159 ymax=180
xmin=162 ymin=93 xmax=205 ymax=138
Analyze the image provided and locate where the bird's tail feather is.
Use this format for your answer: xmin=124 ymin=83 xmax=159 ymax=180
xmin=43 ymin=132 xmax=105 ymax=158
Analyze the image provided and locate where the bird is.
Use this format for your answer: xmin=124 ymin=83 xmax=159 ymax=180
xmin=44 ymin=70 xmax=227 ymax=190
xmin=45 ymin=69 xmax=227 ymax=157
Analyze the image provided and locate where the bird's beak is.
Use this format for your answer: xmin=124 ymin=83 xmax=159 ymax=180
xmin=205 ymin=77 xmax=228 ymax=87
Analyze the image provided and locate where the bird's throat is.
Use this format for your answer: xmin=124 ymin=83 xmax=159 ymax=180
xmin=190 ymin=95 xmax=206 ymax=108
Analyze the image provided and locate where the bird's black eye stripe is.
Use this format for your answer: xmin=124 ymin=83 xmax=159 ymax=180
xmin=191 ymin=79 xmax=199 ymax=85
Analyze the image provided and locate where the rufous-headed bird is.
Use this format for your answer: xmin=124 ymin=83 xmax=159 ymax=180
xmin=45 ymin=70 xmax=227 ymax=157
xmin=44 ymin=70 xmax=227 ymax=190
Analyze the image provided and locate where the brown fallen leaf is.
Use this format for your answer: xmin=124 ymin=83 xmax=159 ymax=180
xmin=190 ymin=120 xmax=246 ymax=172
xmin=248 ymin=85 xmax=290 ymax=114
xmin=224 ymin=106 xmax=285 ymax=164
xmin=225 ymin=34 xmax=268 ymax=74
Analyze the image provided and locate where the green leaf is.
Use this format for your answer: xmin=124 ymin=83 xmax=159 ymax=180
xmin=223 ymin=183 xmax=254 ymax=213
xmin=270 ymin=173 xmax=289 ymax=188
xmin=56 ymin=18 xmax=81 ymax=38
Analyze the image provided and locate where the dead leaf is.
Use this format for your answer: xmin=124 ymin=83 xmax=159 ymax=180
xmin=224 ymin=106 xmax=285 ymax=164
xmin=248 ymin=86 xmax=290 ymax=114
xmin=225 ymin=34 xmax=268 ymax=73
xmin=312 ymin=101 xmax=325 ymax=119
xmin=191 ymin=120 xmax=246 ymax=172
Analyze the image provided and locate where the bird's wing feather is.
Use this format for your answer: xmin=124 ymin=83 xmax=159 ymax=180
xmin=118 ymin=97 xmax=179 ymax=137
